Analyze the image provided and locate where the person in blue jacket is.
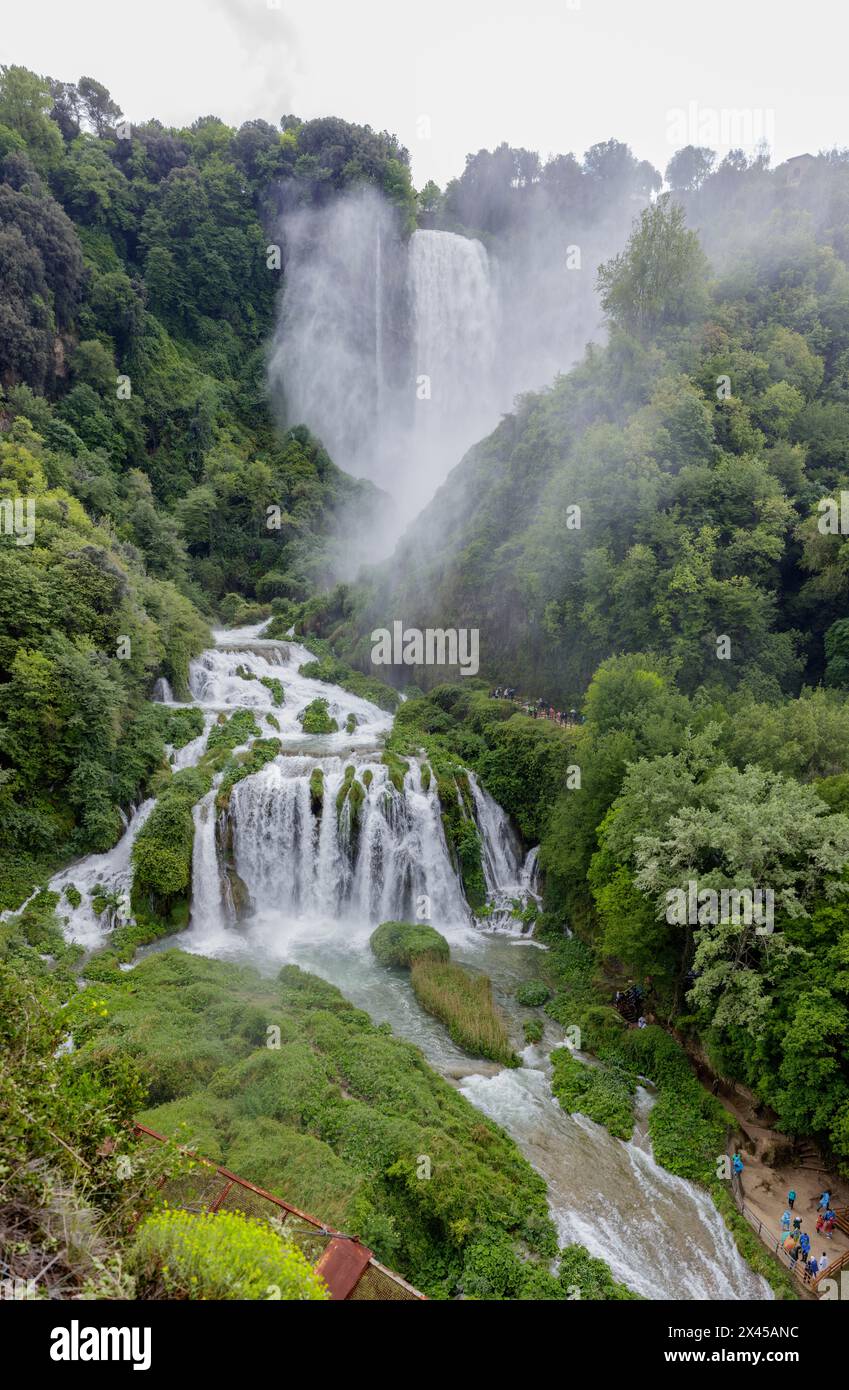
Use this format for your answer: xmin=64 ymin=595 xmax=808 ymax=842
xmin=781 ymin=1210 xmax=791 ymax=1232
xmin=799 ymin=1231 xmax=811 ymax=1263
xmin=732 ymin=1152 xmax=744 ymax=1175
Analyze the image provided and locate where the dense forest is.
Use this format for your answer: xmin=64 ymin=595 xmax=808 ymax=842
xmin=2 ymin=57 xmax=849 ymax=1305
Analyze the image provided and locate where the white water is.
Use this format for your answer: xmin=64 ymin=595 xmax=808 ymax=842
xmin=48 ymin=799 xmax=156 ymax=949
xmin=408 ymin=228 xmax=500 ymax=505
xmin=44 ymin=621 xmax=770 ymax=1300
xmin=269 ymin=192 xmax=503 ymax=528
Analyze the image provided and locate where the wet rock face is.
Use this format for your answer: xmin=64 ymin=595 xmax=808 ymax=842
xmin=226 ymin=867 xmax=252 ymax=920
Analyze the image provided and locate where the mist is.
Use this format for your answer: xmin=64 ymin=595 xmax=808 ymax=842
xmin=266 ymin=144 xmax=665 ymax=558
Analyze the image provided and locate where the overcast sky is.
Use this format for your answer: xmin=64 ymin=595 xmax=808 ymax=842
xmin=3 ymin=0 xmax=847 ymax=187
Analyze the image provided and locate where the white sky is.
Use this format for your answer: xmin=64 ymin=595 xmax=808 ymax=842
xmin=2 ymin=0 xmax=846 ymax=187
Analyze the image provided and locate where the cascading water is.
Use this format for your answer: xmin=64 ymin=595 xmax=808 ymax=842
xmin=268 ymin=190 xmax=502 ymax=527
xmin=49 ymin=620 xmax=771 ymax=1301
xmin=225 ymin=756 xmax=468 ymax=928
xmin=408 ymin=229 xmax=500 ymax=474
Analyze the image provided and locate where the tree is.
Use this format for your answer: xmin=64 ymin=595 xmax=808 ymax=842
xmin=0 ymin=66 xmax=63 ymax=170
xmin=77 ymin=76 xmax=122 ymax=136
xmin=665 ymin=146 xmax=715 ymax=191
xmin=596 ymin=195 xmax=709 ymax=335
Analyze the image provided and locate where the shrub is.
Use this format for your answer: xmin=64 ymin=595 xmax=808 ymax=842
xmin=206 ymin=709 xmax=261 ymax=757
xmin=370 ymin=920 xmax=450 ymax=968
xmin=516 ymin=980 xmax=550 ymax=1007
xmin=260 ymin=676 xmax=285 ymax=706
xmin=216 ymin=739 xmax=281 ymax=810
xmin=299 ymin=698 xmax=338 ymax=734
xmin=523 ymin=1019 xmax=543 ymax=1045
xmin=129 ymin=1207 xmax=329 ymax=1300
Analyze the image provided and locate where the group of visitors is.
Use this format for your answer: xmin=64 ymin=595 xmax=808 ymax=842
xmin=779 ymin=1189 xmax=838 ymax=1283
xmin=613 ymin=983 xmax=645 ymax=1023
xmin=490 ymin=689 xmax=581 ymax=726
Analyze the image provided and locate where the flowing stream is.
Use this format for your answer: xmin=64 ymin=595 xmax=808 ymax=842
xmin=53 ymin=622 xmax=770 ymax=1301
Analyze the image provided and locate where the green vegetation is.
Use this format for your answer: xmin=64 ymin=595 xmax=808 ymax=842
xmin=259 ymin=675 xmax=284 ymax=705
xmin=65 ymin=948 xmax=558 ymax=1297
xmin=299 ymin=697 xmax=338 ymax=734
xmin=523 ymin=1019 xmax=543 ymax=1045
xmin=0 ymin=904 xmax=177 ymax=1297
xmin=370 ymin=920 xmax=450 ymax=968
xmin=132 ymin=766 xmax=211 ymax=921
xmin=516 ymin=981 xmax=550 ymax=1007
xmin=129 ymin=1207 xmax=328 ymax=1300
xmin=410 ymin=956 xmax=517 ymax=1067
xmin=550 ymin=1049 xmax=635 ymax=1141
xmin=216 ymin=738 xmax=281 ymax=810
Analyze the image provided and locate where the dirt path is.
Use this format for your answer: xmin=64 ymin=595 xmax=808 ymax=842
xmin=729 ymin=1118 xmax=848 ymax=1283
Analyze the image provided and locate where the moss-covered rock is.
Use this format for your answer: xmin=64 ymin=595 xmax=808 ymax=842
xmin=370 ymin=920 xmax=450 ymax=968
xmin=516 ymin=980 xmax=550 ymax=1007
xmin=299 ymin=698 xmax=338 ymax=734
xmin=260 ymin=676 xmax=285 ymax=706
xmin=382 ymin=750 xmax=408 ymax=793
xmin=309 ymin=767 xmax=324 ymax=816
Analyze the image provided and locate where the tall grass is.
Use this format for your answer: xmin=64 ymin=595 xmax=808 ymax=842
xmin=411 ymin=956 xmax=517 ymax=1066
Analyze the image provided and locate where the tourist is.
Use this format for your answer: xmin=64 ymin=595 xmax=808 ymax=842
xmin=732 ymin=1153 xmax=744 ymax=1176
xmin=824 ymin=1213 xmax=835 ymax=1238
xmin=781 ymin=1210 xmax=791 ymax=1233
xmin=820 ymin=1252 xmax=830 ymax=1276
xmin=818 ymin=1190 xmax=831 ymax=1211
xmin=805 ymin=1255 xmax=819 ymax=1283
xmin=788 ymin=1188 xmax=796 ymax=1210
xmin=799 ymin=1231 xmax=811 ymax=1263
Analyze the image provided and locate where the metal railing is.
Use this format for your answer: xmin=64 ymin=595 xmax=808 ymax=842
xmin=132 ymin=1122 xmax=425 ymax=1301
xmin=729 ymin=1170 xmax=845 ymax=1296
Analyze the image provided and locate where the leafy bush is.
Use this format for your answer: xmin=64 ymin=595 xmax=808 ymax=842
xmin=260 ymin=676 xmax=285 ymax=706
xmin=298 ymin=698 xmax=337 ymax=734
xmin=129 ymin=1207 xmax=328 ymax=1300
xmin=550 ymin=1048 xmax=635 ymax=1140
xmin=516 ymin=981 xmax=550 ymax=1007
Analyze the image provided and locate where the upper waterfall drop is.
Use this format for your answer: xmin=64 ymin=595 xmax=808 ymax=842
xmin=268 ymin=190 xmax=505 ymax=529
xmin=408 ymin=228 xmax=500 ymax=460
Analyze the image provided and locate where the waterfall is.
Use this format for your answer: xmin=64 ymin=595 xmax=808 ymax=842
xmin=408 ymin=229 xmax=500 ymax=449
xmin=227 ymin=755 xmax=468 ymax=928
xmin=267 ymin=191 xmax=502 ymax=527
xmin=43 ymin=617 xmax=772 ymax=1301
xmin=152 ymin=676 xmax=174 ymax=703
xmin=190 ymin=791 xmax=224 ymax=932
